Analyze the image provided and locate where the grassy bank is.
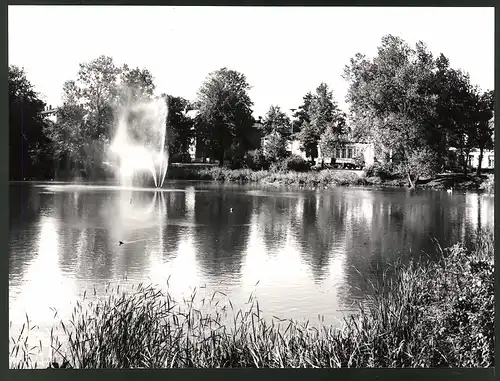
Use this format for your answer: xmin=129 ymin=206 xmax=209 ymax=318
xmin=167 ymin=165 xmax=369 ymax=187
xmin=10 ymin=231 xmax=494 ymax=368
xmin=166 ymin=164 xmax=493 ymax=191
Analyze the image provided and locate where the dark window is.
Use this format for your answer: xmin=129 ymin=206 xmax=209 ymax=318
xmin=347 ymin=148 xmax=353 ymax=158
xmin=341 ymin=149 xmax=346 ymax=158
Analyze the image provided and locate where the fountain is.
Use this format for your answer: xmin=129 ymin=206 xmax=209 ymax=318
xmin=107 ymin=94 xmax=169 ymax=188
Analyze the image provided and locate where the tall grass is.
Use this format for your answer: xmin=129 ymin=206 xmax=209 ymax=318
xmin=167 ymin=166 xmax=367 ymax=187
xmin=10 ymin=231 xmax=494 ymax=368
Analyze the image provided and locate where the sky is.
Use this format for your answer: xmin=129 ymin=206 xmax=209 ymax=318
xmin=9 ymin=6 xmax=494 ymax=118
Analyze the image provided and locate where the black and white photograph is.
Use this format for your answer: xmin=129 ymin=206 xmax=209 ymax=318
xmin=8 ymin=5 xmax=494 ymax=368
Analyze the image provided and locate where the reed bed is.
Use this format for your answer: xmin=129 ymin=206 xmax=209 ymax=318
xmin=167 ymin=166 xmax=367 ymax=187
xmin=10 ymin=231 xmax=494 ymax=368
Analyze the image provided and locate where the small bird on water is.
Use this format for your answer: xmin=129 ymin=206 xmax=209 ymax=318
xmin=119 ymin=241 xmax=124 ymax=246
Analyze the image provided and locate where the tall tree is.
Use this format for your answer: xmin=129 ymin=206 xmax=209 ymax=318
xmin=165 ymin=95 xmax=194 ymax=161
xmin=292 ymin=92 xmax=313 ymax=132
xmin=318 ymin=113 xmax=348 ymax=164
xmin=262 ymin=105 xmax=292 ymax=137
xmin=472 ymin=90 xmax=494 ymax=176
xmin=77 ymin=55 xmax=121 ymax=140
xmin=195 ymin=68 xmax=254 ymax=166
xmin=8 ymin=66 xmax=54 ymax=180
xmin=296 ymin=83 xmax=342 ymax=163
xmin=344 ymin=35 xmax=442 ymax=188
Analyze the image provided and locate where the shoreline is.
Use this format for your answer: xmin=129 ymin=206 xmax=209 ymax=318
xmin=9 ymin=167 xmax=494 ymax=193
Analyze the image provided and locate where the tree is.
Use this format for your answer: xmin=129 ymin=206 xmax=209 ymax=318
xmin=296 ymin=122 xmax=319 ymax=163
xmin=264 ymin=131 xmax=289 ymax=162
xmin=344 ymin=35 xmax=442 ymax=188
xmin=318 ymin=117 xmax=348 ymax=164
xmin=262 ymin=105 xmax=291 ymax=137
xmin=8 ymin=65 xmax=54 ymax=180
xmin=77 ymin=55 xmax=121 ymax=140
xmin=472 ymin=90 xmax=494 ymax=176
xmin=165 ymin=95 xmax=194 ymax=161
xmin=50 ymin=57 xmax=161 ymax=179
xmin=296 ymin=83 xmax=343 ymax=164
xmin=292 ymin=92 xmax=313 ymax=132
xmin=195 ymin=68 xmax=254 ymax=166
xmin=120 ymin=65 xmax=156 ymax=102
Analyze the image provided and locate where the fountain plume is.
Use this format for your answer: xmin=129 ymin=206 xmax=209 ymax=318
xmin=106 ymin=87 xmax=169 ymax=188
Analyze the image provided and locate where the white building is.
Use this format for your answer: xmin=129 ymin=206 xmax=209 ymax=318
xmin=282 ymin=139 xmax=375 ymax=168
xmin=449 ymin=147 xmax=495 ymax=170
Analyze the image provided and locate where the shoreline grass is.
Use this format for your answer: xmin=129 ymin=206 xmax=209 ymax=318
xmin=166 ymin=164 xmax=493 ymax=191
xmin=9 ymin=230 xmax=494 ymax=369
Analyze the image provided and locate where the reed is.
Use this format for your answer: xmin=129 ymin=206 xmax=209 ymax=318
xmin=10 ymin=231 xmax=494 ymax=368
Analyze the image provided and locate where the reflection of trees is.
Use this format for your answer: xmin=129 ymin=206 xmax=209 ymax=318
xmin=339 ymin=189 xmax=493 ymax=306
xmin=192 ymin=192 xmax=252 ymax=280
xmin=255 ymin=196 xmax=292 ymax=255
xmin=289 ymin=193 xmax=346 ymax=282
xmin=9 ymin=184 xmax=45 ymax=278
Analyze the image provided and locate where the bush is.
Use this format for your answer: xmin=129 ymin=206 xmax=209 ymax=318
xmin=170 ymin=152 xmax=192 ymax=163
xmin=244 ymin=149 xmax=269 ymax=170
xmin=270 ymin=154 xmax=311 ymax=173
xmin=363 ymin=162 xmax=399 ymax=180
xmin=479 ymin=174 xmax=494 ymax=194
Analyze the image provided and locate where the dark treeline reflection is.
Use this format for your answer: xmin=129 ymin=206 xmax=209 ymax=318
xmin=9 ymin=183 xmax=494 ymax=322
xmin=192 ymin=190 xmax=253 ymax=282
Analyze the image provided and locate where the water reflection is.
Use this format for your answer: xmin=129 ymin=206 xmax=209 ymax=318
xmin=9 ymin=183 xmax=494 ymax=336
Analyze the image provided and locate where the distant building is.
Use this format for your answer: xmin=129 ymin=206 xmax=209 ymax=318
xmin=448 ymin=147 xmax=495 ymax=170
xmin=39 ymin=105 xmax=58 ymax=123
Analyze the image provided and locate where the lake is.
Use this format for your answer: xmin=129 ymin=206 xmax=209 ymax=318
xmin=9 ymin=181 xmax=494 ymax=363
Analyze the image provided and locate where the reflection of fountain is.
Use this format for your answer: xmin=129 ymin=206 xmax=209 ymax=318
xmin=107 ymin=96 xmax=169 ymax=188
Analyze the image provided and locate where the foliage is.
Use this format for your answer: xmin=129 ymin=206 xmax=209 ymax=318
xmin=269 ymin=154 xmax=311 ymax=173
xmin=478 ymin=174 xmax=494 ymax=194
xmin=262 ymin=105 xmax=291 ymax=137
xmin=8 ymin=65 xmax=54 ymax=180
xmin=344 ymin=36 xmax=445 ymax=187
xmin=318 ymin=120 xmax=348 ymax=159
xmin=195 ymin=67 xmax=255 ymax=166
xmin=363 ymin=162 xmax=399 ymax=180
xmin=165 ymin=95 xmax=194 ymax=159
xmin=296 ymin=83 xmax=345 ymax=162
xmin=264 ymin=132 xmax=290 ymax=162
xmin=353 ymin=152 xmax=365 ymax=168
xmin=244 ymin=149 xmax=269 ymax=170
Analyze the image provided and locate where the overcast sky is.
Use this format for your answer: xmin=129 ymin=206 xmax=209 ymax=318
xmin=9 ymin=6 xmax=494 ymax=118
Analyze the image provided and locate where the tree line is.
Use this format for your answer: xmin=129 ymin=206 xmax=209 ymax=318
xmin=9 ymin=34 xmax=494 ymax=186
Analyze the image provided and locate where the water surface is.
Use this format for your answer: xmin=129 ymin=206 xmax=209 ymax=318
xmin=9 ymin=181 xmax=494 ymax=361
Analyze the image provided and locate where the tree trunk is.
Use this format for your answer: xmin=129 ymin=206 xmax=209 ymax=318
xmin=462 ymin=148 xmax=469 ymax=176
xmin=476 ymin=147 xmax=484 ymax=177
xmin=218 ymin=147 xmax=225 ymax=167
xmin=407 ymin=171 xmax=415 ymax=189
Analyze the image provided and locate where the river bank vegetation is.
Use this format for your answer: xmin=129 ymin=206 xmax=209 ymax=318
xmin=10 ymin=230 xmax=494 ymax=368
xmin=166 ymin=163 xmax=493 ymax=191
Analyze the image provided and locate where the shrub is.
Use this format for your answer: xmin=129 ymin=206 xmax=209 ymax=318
xmin=363 ymin=162 xmax=399 ymax=180
xmin=479 ymin=174 xmax=494 ymax=194
xmin=170 ymin=152 xmax=192 ymax=163
xmin=244 ymin=149 xmax=270 ymax=170
xmin=270 ymin=154 xmax=311 ymax=173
